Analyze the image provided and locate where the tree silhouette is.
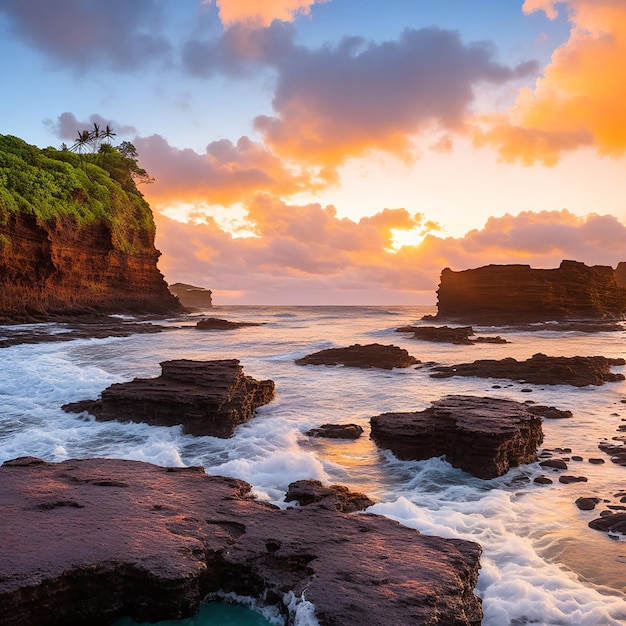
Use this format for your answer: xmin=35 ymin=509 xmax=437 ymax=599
xmin=102 ymin=124 xmax=116 ymax=145
xmin=71 ymin=130 xmax=92 ymax=169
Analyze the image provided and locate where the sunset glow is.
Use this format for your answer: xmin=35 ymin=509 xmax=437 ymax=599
xmin=1 ymin=0 xmax=625 ymax=303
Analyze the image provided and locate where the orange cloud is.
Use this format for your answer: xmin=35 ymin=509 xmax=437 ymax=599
xmin=254 ymin=28 xmax=537 ymax=168
xmin=134 ymin=134 xmax=318 ymax=206
xmin=211 ymin=0 xmax=327 ymax=27
xmin=477 ymin=0 xmax=626 ymax=164
xmin=154 ymin=201 xmax=626 ymax=304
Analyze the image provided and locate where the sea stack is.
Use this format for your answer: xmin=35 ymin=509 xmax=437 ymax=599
xmin=433 ymin=260 xmax=626 ymax=323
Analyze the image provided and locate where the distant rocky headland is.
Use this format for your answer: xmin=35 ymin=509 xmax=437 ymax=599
xmin=168 ymin=282 xmax=213 ymax=310
xmin=433 ymin=260 xmax=626 ymax=324
xmin=0 ymin=135 xmax=181 ymax=321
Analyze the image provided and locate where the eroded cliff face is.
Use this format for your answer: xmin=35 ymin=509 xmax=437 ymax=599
xmin=435 ymin=260 xmax=626 ymax=323
xmin=0 ymin=211 xmax=180 ymax=319
xmin=0 ymin=135 xmax=181 ymax=320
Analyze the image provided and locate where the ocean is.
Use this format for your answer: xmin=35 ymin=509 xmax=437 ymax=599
xmin=2 ymin=305 xmax=626 ymax=626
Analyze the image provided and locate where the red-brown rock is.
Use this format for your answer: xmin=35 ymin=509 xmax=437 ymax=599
xmin=433 ymin=260 xmax=626 ymax=323
xmin=285 ymin=479 xmax=374 ymax=512
xmin=0 ymin=457 xmax=483 ymax=626
xmin=370 ymin=395 xmax=544 ymax=479
xmin=63 ymin=359 xmax=274 ymax=438
xmin=295 ymin=343 xmax=419 ymax=369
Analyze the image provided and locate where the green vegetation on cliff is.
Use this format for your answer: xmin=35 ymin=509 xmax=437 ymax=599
xmin=0 ymin=135 xmax=155 ymax=253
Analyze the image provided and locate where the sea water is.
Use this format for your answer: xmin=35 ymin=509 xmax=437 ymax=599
xmin=2 ymin=306 xmax=626 ymax=626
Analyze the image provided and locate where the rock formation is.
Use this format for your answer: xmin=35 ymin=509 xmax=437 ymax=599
xmin=284 ymin=479 xmax=374 ymax=511
xmin=305 ymin=423 xmax=364 ymax=439
xmin=0 ymin=457 xmax=483 ymax=626
xmin=63 ymin=359 xmax=275 ymax=438
xmin=433 ymin=260 xmax=626 ymax=323
xmin=396 ymin=325 xmax=508 ymax=344
xmin=295 ymin=343 xmax=419 ymax=369
xmin=196 ymin=317 xmax=261 ymax=330
xmin=370 ymin=395 xmax=544 ymax=479
xmin=168 ymin=283 xmax=213 ymax=310
xmin=430 ymin=353 xmax=626 ymax=387
xmin=0 ymin=135 xmax=181 ymax=320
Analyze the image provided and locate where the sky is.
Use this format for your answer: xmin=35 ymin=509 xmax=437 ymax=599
xmin=1 ymin=0 xmax=626 ymax=305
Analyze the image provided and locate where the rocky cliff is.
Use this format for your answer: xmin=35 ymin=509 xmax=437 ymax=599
xmin=434 ymin=260 xmax=626 ymax=323
xmin=0 ymin=135 xmax=181 ymax=319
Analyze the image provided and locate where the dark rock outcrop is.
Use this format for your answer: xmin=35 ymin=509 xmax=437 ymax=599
xmin=430 ymin=353 xmax=626 ymax=387
xmin=589 ymin=512 xmax=626 ymax=535
xmin=599 ymin=439 xmax=626 ymax=466
xmin=62 ymin=359 xmax=275 ymax=438
xmin=525 ymin=405 xmax=573 ymax=420
xmin=168 ymin=283 xmax=213 ymax=310
xmin=196 ymin=317 xmax=261 ymax=330
xmin=396 ymin=325 xmax=507 ymax=345
xmin=285 ymin=479 xmax=375 ymax=512
xmin=0 ymin=457 xmax=483 ymax=626
xmin=370 ymin=395 xmax=544 ymax=479
xmin=295 ymin=343 xmax=419 ymax=369
xmin=305 ymin=423 xmax=364 ymax=439
xmin=433 ymin=260 xmax=626 ymax=323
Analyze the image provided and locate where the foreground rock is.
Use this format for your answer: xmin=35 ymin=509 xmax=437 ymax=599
xmin=430 ymin=353 xmax=626 ymax=387
xmin=433 ymin=260 xmax=626 ymax=323
xmin=396 ymin=325 xmax=507 ymax=345
xmin=196 ymin=317 xmax=261 ymax=330
xmin=63 ymin=359 xmax=274 ymax=438
xmin=295 ymin=343 xmax=419 ymax=369
xmin=306 ymin=423 xmax=364 ymax=439
xmin=370 ymin=395 xmax=544 ymax=479
xmin=0 ymin=457 xmax=483 ymax=626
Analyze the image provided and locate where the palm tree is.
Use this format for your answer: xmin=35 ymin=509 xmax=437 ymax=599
xmin=102 ymin=124 xmax=116 ymax=145
xmin=71 ymin=129 xmax=92 ymax=169
xmin=89 ymin=123 xmax=102 ymax=153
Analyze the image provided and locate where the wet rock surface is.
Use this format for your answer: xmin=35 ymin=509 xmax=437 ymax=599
xmin=63 ymin=359 xmax=275 ymax=438
xmin=196 ymin=317 xmax=262 ymax=330
xmin=305 ymin=423 xmax=364 ymax=439
xmin=295 ymin=343 xmax=419 ymax=369
xmin=396 ymin=325 xmax=507 ymax=345
xmin=0 ymin=457 xmax=483 ymax=626
xmin=0 ymin=316 xmax=171 ymax=348
xmin=370 ymin=395 xmax=544 ymax=479
xmin=588 ymin=512 xmax=626 ymax=535
xmin=430 ymin=353 xmax=626 ymax=387
xmin=285 ymin=479 xmax=374 ymax=512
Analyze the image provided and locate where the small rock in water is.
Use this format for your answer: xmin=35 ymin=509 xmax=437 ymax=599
xmin=559 ymin=475 xmax=588 ymax=484
xmin=539 ymin=459 xmax=568 ymax=471
xmin=575 ymin=497 xmax=600 ymax=511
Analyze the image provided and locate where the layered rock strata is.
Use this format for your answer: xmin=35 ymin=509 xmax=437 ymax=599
xmin=430 ymin=353 xmax=626 ymax=387
xmin=434 ymin=260 xmax=626 ymax=323
xmin=0 ymin=457 xmax=483 ymax=626
xmin=0 ymin=213 xmax=180 ymax=319
xmin=370 ymin=395 xmax=544 ymax=479
xmin=168 ymin=283 xmax=213 ymax=310
xmin=63 ymin=359 xmax=275 ymax=438
xmin=295 ymin=343 xmax=419 ymax=369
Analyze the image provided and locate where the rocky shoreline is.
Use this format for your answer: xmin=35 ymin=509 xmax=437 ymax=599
xmin=0 ymin=457 xmax=483 ymax=626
